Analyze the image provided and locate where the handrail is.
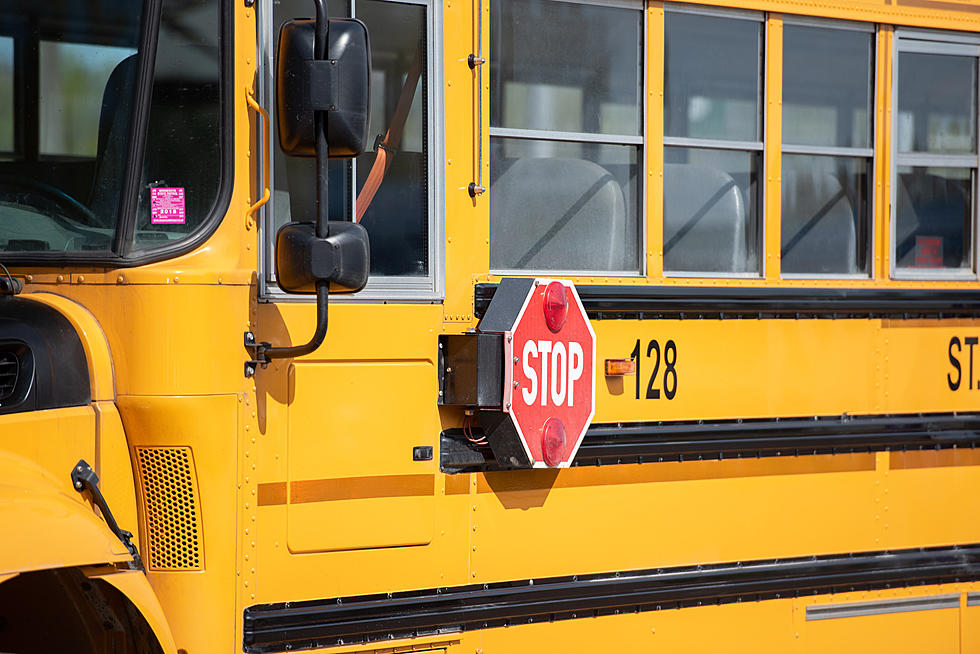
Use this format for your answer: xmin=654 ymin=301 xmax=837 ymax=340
xmin=245 ymin=86 xmax=271 ymax=220
xmin=468 ymin=0 xmax=486 ymax=197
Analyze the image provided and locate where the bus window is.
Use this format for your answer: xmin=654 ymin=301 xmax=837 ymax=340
xmin=269 ymin=0 xmax=431 ymax=280
xmin=894 ymin=39 xmax=978 ymax=275
xmin=781 ymin=23 xmax=873 ymax=277
xmin=39 ymin=42 xmax=136 ymax=158
xmin=132 ymin=0 xmax=222 ymax=250
xmin=663 ymin=8 xmax=762 ymax=275
xmin=489 ymin=0 xmax=642 ymax=274
xmin=0 ymin=0 xmax=223 ymax=254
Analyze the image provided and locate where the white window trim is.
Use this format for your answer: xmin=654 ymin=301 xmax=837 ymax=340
xmin=891 ymin=31 xmax=980 ymax=281
xmin=257 ymin=0 xmax=445 ymax=303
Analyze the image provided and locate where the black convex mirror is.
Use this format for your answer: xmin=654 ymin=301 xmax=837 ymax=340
xmin=276 ymin=221 xmax=369 ymax=293
xmin=277 ymin=18 xmax=371 ymax=158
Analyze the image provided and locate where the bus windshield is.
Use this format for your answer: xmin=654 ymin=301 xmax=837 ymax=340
xmin=0 ymin=0 xmax=222 ymax=256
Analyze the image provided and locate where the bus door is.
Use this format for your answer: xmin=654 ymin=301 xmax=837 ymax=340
xmin=251 ymin=0 xmax=446 ymax=575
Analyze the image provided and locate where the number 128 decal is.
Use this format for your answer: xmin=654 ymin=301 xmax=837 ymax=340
xmin=630 ymin=339 xmax=677 ymax=400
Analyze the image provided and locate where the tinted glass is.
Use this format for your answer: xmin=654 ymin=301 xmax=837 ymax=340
xmin=665 ymin=12 xmax=761 ymax=142
xmin=40 ymin=41 xmax=136 ymax=157
xmin=0 ymin=38 xmax=11 ymax=153
xmin=782 ymin=154 xmax=869 ymax=275
xmin=490 ymin=138 xmax=639 ymax=271
xmin=898 ymin=52 xmax=977 ymax=155
xmin=0 ymin=0 xmax=144 ymax=252
xmin=272 ymin=0 xmax=429 ymax=277
xmin=895 ymin=166 xmax=973 ymax=270
xmin=133 ymin=0 xmax=222 ymax=249
xmin=783 ymin=26 xmax=872 ymax=148
xmin=490 ymin=0 xmax=641 ymax=135
xmin=663 ymin=147 xmax=760 ymax=273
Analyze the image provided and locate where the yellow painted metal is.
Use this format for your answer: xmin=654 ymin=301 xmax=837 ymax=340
xmin=93 ymin=402 xmax=142 ymax=558
xmin=285 ymin=361 xmax=439 ymax=552
xmin=3 ymin=0 xmax=980 ymax=651
xmin=0 ymin=448 xmax=131 ymax=575
xmin=464 ymin=583 xmax=980 ymax=654
xmin=116 ymin=394 xmax=240 ymax=654
xmin=646 ymin=2 xmax=664 ymax=279
xmin=765 ymin=14 xmax=782 ymax=281
xmin=84 ymin=567 xmax=179 ymax=654
xmin=25 ymin=292 xmax=116 ymax=402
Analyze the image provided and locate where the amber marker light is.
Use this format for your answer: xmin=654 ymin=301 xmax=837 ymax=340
xmin=604 ymin=358 xmax=636 ymax=376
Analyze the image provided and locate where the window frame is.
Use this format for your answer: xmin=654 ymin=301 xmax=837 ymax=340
xmin=779 ymin=17 xmax=878 ymax=281
xmin=487 ymin=0 xmax=647 ymax=278
xmin=891 ymin=29 xmax=980 ymax=281
xmin=661 ymin=2 xmax=765 ymax=279
xmin=257 ymin=0 xmax=446 ymax=303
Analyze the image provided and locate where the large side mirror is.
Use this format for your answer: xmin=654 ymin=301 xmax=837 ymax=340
xmin=277 ymin=18 xmax=371 ymax=158
xmin=245 ymin=4 xmax=371 ymax=374
xmin=275 ymin=221 xmax=369 ymax=293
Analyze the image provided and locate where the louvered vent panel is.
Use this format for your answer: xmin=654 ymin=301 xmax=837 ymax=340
xmin=0 ymin=351 xmax=18 ymax=401
xmin=135 ymin=446 xmax=203 ymax=571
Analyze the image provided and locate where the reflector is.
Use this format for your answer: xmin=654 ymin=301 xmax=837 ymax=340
xmin=543 ymin=281 xmax=568 ymax=333
xmin=541 ymin=417 xmax=567 ymax=467
xmin=604 ymin=358 xmax=636 ymax=376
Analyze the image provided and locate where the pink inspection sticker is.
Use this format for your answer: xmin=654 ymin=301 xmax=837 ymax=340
xmin=150 ymin=187 xmax=186 ymax=225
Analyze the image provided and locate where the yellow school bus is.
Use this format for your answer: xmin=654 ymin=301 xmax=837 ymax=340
xmin=5 ymin=0 xmax=980 ymax=650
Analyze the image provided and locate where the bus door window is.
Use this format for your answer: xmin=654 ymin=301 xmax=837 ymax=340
xmin=132 ymin=0 xmax=222 ymax=250
xmin=663 ymin=8 xmax=763 ymax=275
xmin=0 ymin=37 xmax=10 ymax=155
xmin=781 ymin=22 xmax=874 ymax=277
xmin=488 ymin=0 xmax=643 ymax=274
xmin=268 ymin=0 xmax=431 ymax=282
xmin=894 ymin=36 xmax=979 ymax=275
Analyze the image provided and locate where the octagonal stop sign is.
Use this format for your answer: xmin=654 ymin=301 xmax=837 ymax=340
xmin=476 ymin=278 xmax=596 ymax=468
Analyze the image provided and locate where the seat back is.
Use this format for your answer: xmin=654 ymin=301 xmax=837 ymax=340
xmin=663 ymin=163 xmax=746 ymax=273
xmin=781 ymin=168 xmax=857 ymax=275
xmin=89 ymin=54 xmax=138 ymax=225
xmin=895 ymin=172 xmax=970 ymax=268
xmin=490 ymin=157 xmax=627 ymax=271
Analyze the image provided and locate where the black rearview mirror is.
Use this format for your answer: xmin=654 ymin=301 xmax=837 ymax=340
xmin=246 ymin=1 xmax=371 ymax=372
xmin=277 ymin=18 xmax=371 ymax=158
xmin=275 ymin=221 xmax=369 ymax=293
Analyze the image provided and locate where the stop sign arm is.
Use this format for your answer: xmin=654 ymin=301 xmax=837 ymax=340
xmin=438 ymin=278 xmax=596 ymax=470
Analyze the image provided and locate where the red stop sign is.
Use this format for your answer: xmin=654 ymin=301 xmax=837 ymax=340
xmin=503 ymin=279 xmax=596 ymax=468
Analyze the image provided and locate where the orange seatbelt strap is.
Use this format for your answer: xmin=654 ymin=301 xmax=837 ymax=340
xmin=355 ymin=47 xmax=424 ymax=223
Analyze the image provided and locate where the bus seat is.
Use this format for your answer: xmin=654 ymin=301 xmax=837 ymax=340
xmin=90 ymin=48 xmax=220 ymax=242
xmin=895 ymin=171 xmax=970 ymax=268
xmin=781 ymin=169 xmax=857 ymax=275
xmin=663 ymin=163 xmax=746 ymax=273
xmin=89 ymin=54 xmax=138 ymax=225
xmin=490 ymin=157 xmax=627 ymax=271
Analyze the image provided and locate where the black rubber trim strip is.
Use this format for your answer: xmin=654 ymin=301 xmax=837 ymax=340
xmin=114 ymin=0 xmax=163 ymax=257
xmin=440 ymin=412 xmax=980 ymax=473
xmin=474 ymin=283 xmax=980 ymax=319
xmin=2 ymin=0 xmax=234 ymax=268
xmin=243 ymin=543 xmax=980 ymax=652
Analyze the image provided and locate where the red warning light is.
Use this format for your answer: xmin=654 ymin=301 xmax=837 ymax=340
xmin=541 ymin=417 xmax=567 ymax=467
xmin=543 ymin=281 xmax=568 ymax=333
